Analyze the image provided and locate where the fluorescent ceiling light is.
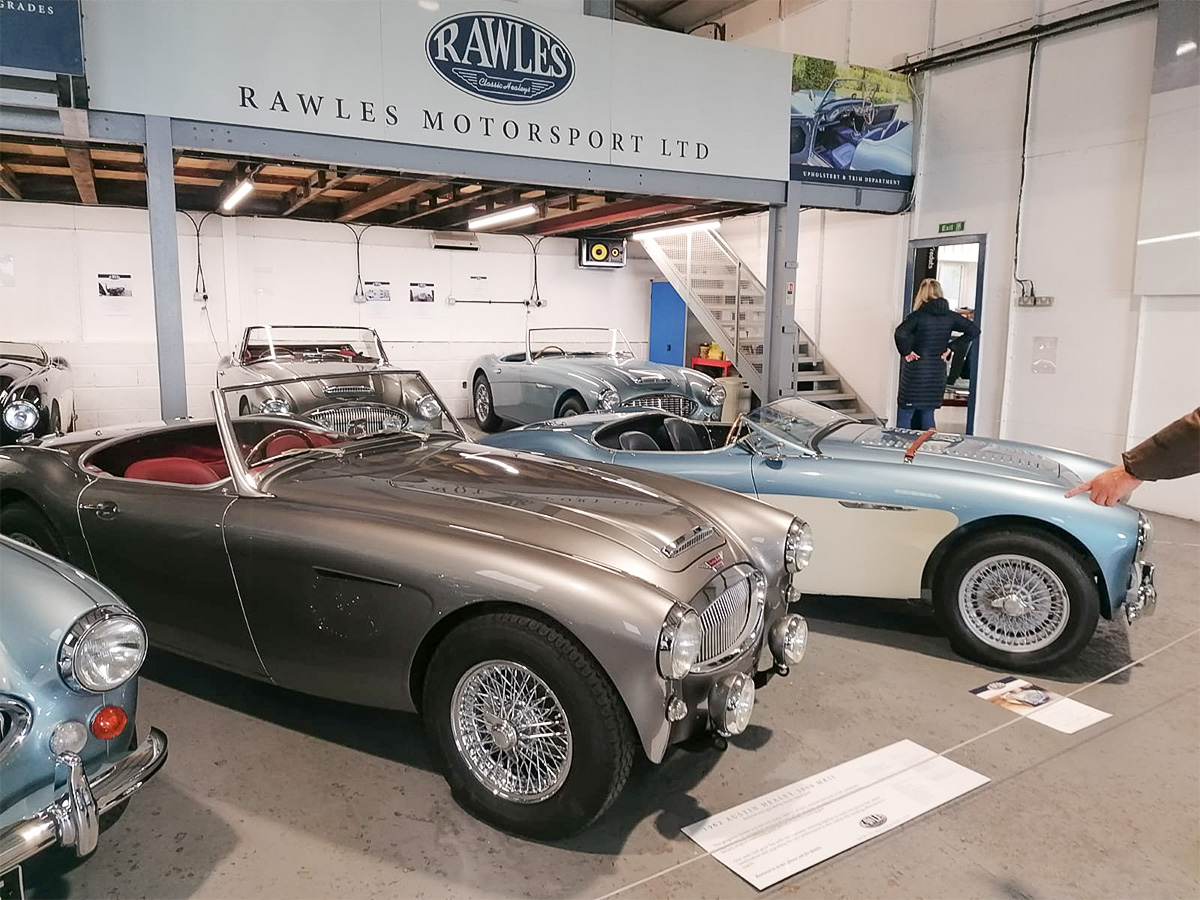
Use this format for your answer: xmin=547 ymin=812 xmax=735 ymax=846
xmin=467 ymin=204 xmax=537 ymax=231
xmin=1176 ymin=39 xmax=1197 ymax=56
xmin=220 ymin=178 xmax=254 ymax=212
xmin=632 ymin=220 xmax=722 ymax=242
xmin=1136 ymin=230 xmax=1200 ymax=246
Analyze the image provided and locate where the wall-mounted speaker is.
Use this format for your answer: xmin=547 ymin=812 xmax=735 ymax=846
xmin=578 ymin=237 xmax=626 ymax=269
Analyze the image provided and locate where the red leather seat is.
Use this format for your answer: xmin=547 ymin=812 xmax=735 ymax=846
xmin=264 ymin=431 xmax=335 ymax=457
xmin=124 ymin=457 xmax=221 ymax=485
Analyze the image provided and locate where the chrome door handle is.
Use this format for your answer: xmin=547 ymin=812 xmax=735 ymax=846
xmin=81 ymin=500 xmax=119 ymax=519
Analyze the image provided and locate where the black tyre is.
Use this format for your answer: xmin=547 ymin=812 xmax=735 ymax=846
xmin=557 ymin=395 xmax=587 ymax=418
xmin=472 ymin=375 xmax=502 ymax=432
xmin=933 ymin=529 xmax=1099 ymax=672
xmin=238 ymin=396 xmax=251 ymax=417
xmin=1 ymin=500 xmax=67 ymax=560
xmin=423 ymin=612 xmax=635 ymax=839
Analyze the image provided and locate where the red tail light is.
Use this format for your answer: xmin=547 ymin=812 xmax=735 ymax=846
xmin=90 ymin=705 xmax=128 ymax=740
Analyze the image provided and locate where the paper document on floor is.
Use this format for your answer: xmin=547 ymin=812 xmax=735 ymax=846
xmin=681 ymin=739 xmax=989 ymax=890
xmin=970 ymin=676 xmax=1111 ymax=734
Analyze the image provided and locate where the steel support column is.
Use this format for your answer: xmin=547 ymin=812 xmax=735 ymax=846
xmin=144 ymin=115 xmax=188 ymax=419
xmin=763 ymin=186 xmax=801 ymax=400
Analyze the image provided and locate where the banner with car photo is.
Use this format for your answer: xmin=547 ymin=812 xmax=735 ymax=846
xmin=789 ymin=55 xmax=915 ymax=194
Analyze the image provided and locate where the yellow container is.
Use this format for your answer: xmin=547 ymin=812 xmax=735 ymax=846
xmin=707 ymin=345 xmax=725 ymax=360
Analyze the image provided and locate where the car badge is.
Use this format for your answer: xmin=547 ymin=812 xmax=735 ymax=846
xmin=859 ymin=814 xmax=888 ymax=828
xmin=703 ymin=552 xmax=726 ymax=572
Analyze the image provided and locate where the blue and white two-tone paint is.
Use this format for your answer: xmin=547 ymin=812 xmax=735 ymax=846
xmin=481 ymin=397 xmax=1157 ymax=672
xmin=426 ymin=11 xmax=575 ymax=105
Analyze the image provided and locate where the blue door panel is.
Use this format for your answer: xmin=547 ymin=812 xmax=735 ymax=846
xmin=649 ymin=282 xmax=686 ymax=367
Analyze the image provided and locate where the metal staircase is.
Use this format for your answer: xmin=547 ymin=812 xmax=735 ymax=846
xmin=639 ymin=227 xmax=880 ymax=421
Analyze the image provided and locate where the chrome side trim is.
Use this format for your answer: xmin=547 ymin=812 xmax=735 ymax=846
xmin=837 ymin=501 xmax=919 ymax=512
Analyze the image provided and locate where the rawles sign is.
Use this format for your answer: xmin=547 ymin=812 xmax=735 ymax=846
xmin=426 ymin=12 xmax=575 ymax=105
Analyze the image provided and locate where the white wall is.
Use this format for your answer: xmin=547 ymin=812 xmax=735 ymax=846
xmin=0 ymin=203 xmax=657 ymax=425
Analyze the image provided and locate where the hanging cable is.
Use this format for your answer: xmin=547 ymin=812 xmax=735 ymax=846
xmin=520 ymin=234 xmax=547 ymax=308
xmin=181 ymin=210 xmax=222 ymax=360
xmin=336 ymin=221 xmax=370 ymax=300
xmin=1012 ymin=40 xmax=1039 ymax=298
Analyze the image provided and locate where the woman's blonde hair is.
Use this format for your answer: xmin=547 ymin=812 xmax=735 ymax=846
xmin=913 ymin=278 xmax=944 ymax=310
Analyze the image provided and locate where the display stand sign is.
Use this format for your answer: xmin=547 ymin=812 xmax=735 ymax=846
xmin=970 ymin=677 xmax=1111 ymax=734
xmin=683 ymin=740 xmax=988 ymax=890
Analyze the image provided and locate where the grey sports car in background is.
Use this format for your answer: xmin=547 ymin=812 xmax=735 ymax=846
xmin=217 ymin=325 xmax=447 ymax=435
xmin=0 ymin=369 xmax=811 ymax=839
xmin=469 ymin=327 xmax=726 ymax=432
xmin=1 ymin=341 xmax=75 ymax=445
xmin=481 ymin=397 xmax=1156 ymax=672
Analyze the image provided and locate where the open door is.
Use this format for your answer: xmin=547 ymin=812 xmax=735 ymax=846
xmin=901 ymin=234 xmax=986 ymax=434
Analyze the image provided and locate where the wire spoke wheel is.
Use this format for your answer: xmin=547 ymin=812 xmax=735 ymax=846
xmin=450 ymin=660 xmax=573 ymax=804
xmin=958 ymin=554 xmax=1070 ymax=652
xmin=474 ymin=382 xmax=491 ymax=423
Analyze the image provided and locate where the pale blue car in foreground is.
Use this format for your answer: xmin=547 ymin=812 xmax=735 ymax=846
xmin=0 ymin=536 xmax=167 ymax=891
xmin=481 ymin=397 xmax=1157 ymax=671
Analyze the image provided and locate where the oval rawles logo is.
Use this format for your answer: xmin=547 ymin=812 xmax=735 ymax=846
xmin=426 ymin=12 xmax=575 ymax=105
xmin=859 ymin=814 xmax=888 ymax=829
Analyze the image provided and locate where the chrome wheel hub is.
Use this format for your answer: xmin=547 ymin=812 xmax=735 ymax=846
xmin=450 ymin=660 xmax=572 ymax=804
xmin=959 ymin=554 xmax=1070 ymax=652
xmin=474 ymin=383 xmax=490 ymax=422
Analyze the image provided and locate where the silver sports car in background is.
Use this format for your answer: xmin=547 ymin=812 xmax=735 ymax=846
xmin=469 ymin=327 xmax=726 ymax=432
xmin=1 ymin=341 xmax=75 ymax=445
xmin=218 ymin=325 xmax=447 ymax=435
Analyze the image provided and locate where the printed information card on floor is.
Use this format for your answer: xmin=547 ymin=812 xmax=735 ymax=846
xmin=970 ymin=676 xmax=1111 ymax=734
xmin=682 ymin=740 xmax=988 ymax=890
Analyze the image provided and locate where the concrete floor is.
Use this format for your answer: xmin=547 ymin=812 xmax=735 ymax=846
xmin=28 ymin=511 xmax=1199 ymax=900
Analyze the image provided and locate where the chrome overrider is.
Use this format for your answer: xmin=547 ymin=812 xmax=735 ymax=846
xmin=1124 ymin=512 xmax=1156 ymax=625
xmin=0 ymin=728 xmax=168 ymax=874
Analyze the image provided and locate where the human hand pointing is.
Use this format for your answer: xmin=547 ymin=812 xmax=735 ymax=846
xmin=1064 ymin=464 xmax=1143 ymax=506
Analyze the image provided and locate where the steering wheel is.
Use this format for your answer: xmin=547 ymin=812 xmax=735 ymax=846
xmin=724 ymin=414 xmax=747 ymax=448
xmin=533 ymin=345 xmax=566 ymax=360
xmin=245 ymin=428 xmax=316 ymax=465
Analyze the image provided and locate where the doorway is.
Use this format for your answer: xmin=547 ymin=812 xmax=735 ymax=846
xmin=901 ymin=234 xmax=986 ymax=434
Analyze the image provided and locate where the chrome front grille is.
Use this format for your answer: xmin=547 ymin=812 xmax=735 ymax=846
xmin=621 ymin=394 xmax=697 ymax=417
xmin=697 ymin=578 xmax=751 ymax=665
xmin=0 ymin=696 xmax=32 ymax=763
xmin=308 ymin=405 xmax=406 ymax=435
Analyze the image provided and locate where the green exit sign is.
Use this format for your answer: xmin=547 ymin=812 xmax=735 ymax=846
xmin=938 ymin=221 xmax=965 ymax=233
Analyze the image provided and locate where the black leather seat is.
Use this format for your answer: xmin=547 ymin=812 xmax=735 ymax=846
xmin=663 ymin=417 xmax=711 ymax=451
xmin=618 ymin=431 xmax=660 ymax=451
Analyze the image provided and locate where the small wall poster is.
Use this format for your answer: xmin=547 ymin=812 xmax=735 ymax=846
xmin=364 ymin=281 xmax=391 ymax=302
xmin=410 ymin=282 xmax=435 ymax=303
xmin=97 ymin=273 xmax=134 ymax=297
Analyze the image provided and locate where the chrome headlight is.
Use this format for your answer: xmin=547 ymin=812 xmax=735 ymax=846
xmin=598 ymin=388 xmax=620 ymax=412
xmin=784 ymin=518 xmax=814 ymax=572
xmin=260 ymin=397 xmax=291 ymax=415
xmin=769 ymin=613 xmax=809 ymax=666
xmin=416 ymin=394 xmax=442 ymax=420
xmin=706 ymin=383 xmax=727 ymax=407
xmin=3 ymin=399 xmax=39 ymax=433
xmin=1136 ymin=512 xmax=1152 ymax=555
xmin=709 ymin=672 xmax=755 ymax=736
xmin=59 ymin=607 xmax=148 ymax=693
xmin=657 ymin=604 xmax=702 ymax=680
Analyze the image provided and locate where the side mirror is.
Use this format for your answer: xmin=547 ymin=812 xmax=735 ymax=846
xmin=51 ymin=356 xmax=69 ymax=368
xmin=759 ymin=441 xmax=786 ymax=463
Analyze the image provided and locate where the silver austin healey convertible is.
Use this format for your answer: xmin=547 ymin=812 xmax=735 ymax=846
xmin=0 ymin=369 xmax=812 ymax=839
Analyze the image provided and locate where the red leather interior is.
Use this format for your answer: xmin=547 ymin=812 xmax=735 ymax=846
xmin=124 ymin=457 xmax=221 ymax=485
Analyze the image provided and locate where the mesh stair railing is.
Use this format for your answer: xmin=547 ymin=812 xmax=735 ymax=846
xmin=640 ymin=228 xmax=880 ymax=421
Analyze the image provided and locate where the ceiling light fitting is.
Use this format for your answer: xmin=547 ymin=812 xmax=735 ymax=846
xmin=220 ymin=177 xmax=254 ymax=212
xmin=467 ymin=204 xmax=538 ymax=231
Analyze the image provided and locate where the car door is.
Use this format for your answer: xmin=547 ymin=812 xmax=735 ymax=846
xmin=747 ymin=450 xmax=957 ymax=600
xmin=76 ymin=478 xmax=268 ymax=678
xmin=482 ymin=358 xmax=523 ymax=419
xmin=517 ymin=360 xmax=563 ymax=422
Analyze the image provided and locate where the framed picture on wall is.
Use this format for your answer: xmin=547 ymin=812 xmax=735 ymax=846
xmin=365 ymin=281 xmax=391 ymax=302
xmin=410 ymin=282 xmax=435 ymax=303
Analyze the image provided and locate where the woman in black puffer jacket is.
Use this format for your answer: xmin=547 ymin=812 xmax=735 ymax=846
xmin=894 ymin=278 xmax=980 ymax=431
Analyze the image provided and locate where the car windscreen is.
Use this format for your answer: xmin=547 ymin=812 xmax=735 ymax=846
xmin=220 ymin=370 xmax=458 ymax=466
xmin=242 ymin=326 xmax=383 ymax=363
xmin=745 ymin=398 xmax=854 ymax=450
xmin=528 ymin=328 xmax=634 ymax=359
xmin=0 ymin=341 xmax=47 ymax=363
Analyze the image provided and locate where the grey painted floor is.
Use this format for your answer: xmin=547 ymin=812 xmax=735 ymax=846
xmin=30 ymin=512 xmax=1199 ymax=900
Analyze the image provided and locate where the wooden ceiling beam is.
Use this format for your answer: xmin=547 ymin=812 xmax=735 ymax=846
xmin=0 ymin=164 xmax=22 ymax=200
xmin=62 ymin=144 xmax=98 ymax=204
xmin=282 ymin=167 xmax=362 ymax=216
xmin=336 ymin=177 xmax=443 ymax=222
xmin=393 ymin=184 xmax=511 ymax=225
xmin=527 ymin=199 xmax=693 ymax=236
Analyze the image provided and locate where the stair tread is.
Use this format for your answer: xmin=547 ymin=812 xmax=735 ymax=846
xmin=798 ymin=391 xmax=857 ymax=400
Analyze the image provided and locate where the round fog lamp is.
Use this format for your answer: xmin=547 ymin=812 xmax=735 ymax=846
xmin=416 ymin=394 xmax=442 ymax=419
xmin=709 ymin=672 xmax=755 ymax=736
xmin=769 ymin=614 xmax=809 ymax=666
xmin=50 ymin=720 xmax=89 ymax=756
xmin=3 ymin=399 xmax=39 ymax=434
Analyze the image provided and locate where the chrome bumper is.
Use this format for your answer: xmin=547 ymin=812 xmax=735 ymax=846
xmin=0 ymin=727 xmax=167 ymax=875
xmin=1124 ymin=561 xmax=1156 ymax=624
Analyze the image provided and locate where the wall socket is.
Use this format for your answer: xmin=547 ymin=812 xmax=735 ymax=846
xmin=1016 ymin=295 xmax=1054 ymax=307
